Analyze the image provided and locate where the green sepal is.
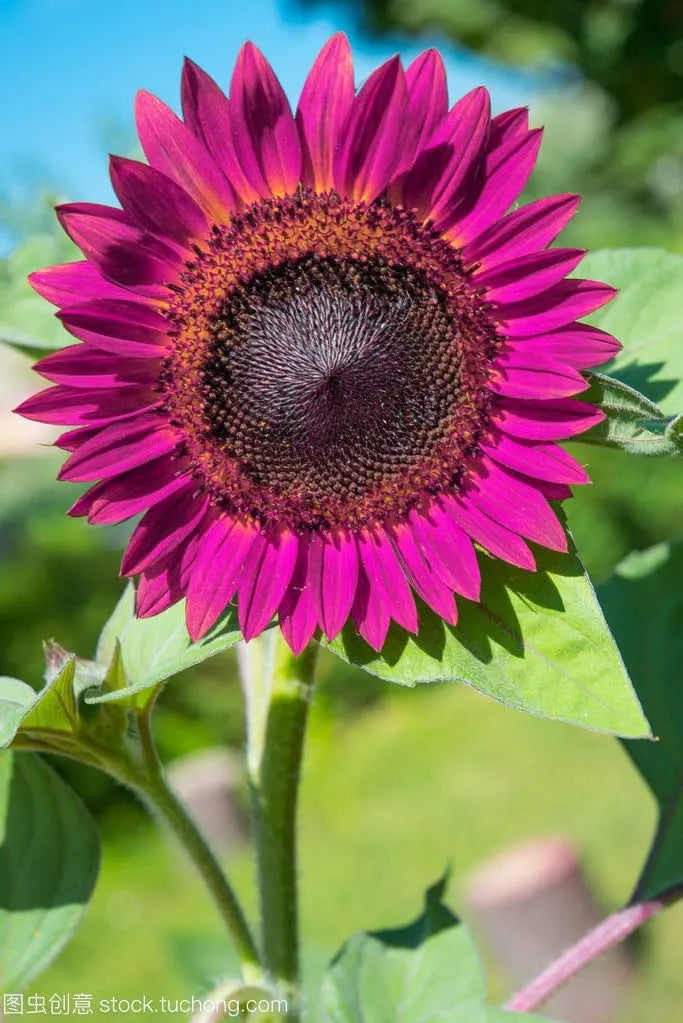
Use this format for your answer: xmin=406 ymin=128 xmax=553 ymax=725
xmin=84 ymin=583 xmax=243 ymax=707
xmin=0 ymin=645 xmax=126 ymax=763
xmin=0 ymin=678 xmax=39 ymax=748
xmin=580 ymin=372 xmax=683 ymax=456
xmin=1 ymin=657 xmax=78 ymax=753
xmin=573 ymin=248 xmax=683 ymax=457
xmin=580 ymin=248 xmax=683 ymax=418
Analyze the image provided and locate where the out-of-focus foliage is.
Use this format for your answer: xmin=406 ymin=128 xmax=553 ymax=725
xmin=305 ymin=0 xmax=683 ymax=121
xmin=0 ymin=233 xmax=76 ymax=357
xmin=300 ymin=0 xmax=683 ymax=251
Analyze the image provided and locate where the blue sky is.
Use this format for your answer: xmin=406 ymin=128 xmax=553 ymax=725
xmin=0 ymin=0 xmax=554 ymax=221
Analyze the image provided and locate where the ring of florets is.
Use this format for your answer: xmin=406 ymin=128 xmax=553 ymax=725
xmin=161 ymin=187 xmax=503 ymax=532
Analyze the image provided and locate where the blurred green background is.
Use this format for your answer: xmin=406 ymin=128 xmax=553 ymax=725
xmin=1 ymin=0 xmax=682 ymax=1020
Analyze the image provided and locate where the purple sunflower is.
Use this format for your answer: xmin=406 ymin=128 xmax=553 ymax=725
xmin=17 ymin=35 xmax=621 ymax=654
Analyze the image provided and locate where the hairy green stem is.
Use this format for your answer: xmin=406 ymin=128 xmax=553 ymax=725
xmin=135 ymin=711 xmax=262 ymax=982
xmin=239 ymin=636 xmax=319 ymax=1016
xmin=18 ymin=711 xmax=263 ymax=980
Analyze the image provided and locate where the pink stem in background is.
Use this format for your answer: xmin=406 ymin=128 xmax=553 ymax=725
xmin=504 ymin=894 xmax=677 ymax=1013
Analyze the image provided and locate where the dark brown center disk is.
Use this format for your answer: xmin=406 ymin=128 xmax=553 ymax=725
xmin=200 ymin=255 xmax=465 ymax=512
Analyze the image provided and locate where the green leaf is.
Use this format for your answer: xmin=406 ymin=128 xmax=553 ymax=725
xmin=0 ymin=659 xmax=78 ymax=750
xmin=598 ymin=544 xmax=683 ymax=899
xmin=580 ymin=248 xmax=683 ymax=416
xmin=0 ymin=651 xmax=127 ymax=759
xmin=321 ymin=879 xmax=553 ymax=1023
xmin=20 ymin=657 xmax=77 ymax=734
xmin=328 ymin=532 xmax=650 ymax=738
xmin=86 ymin=588 xmax=243 ymax=706
xmin=0 ymin=751 xmax=99 ymax=991
xmin=0 ymin=235 xmax=76 ymax=358
xmin=0 ymin=679 xmax=37 ymax=748
xmin=580 ymin=372 xmax=682 ymax=456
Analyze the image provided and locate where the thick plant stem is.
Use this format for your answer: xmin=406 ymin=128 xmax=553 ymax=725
xmin=240 ymin=635 xmax=319 ymax=1017
xmin=135 ymin=711 xmax=262 ymax=983
xmin=504 ymin=894 xmax=677 ymax=1012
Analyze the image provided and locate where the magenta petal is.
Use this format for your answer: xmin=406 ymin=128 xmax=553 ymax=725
xmin=468 ymin=462 xmax=568 ymax=552
xmin=532 ymin=480 xmax=573 ymax=501
xmin=442 ymin=493 xmax=536 ymax=571
xmin=393 ymin=48 xmax=448 ymax=180
xmin=497 ymin=280 xmax=617 ymax=336
xmin=334 ymin=56 xmax=407 ymax=203
xmin=121 ymin=485 xmax=208 ymax=575
xmin=110 ymin=155 xmax=208 ymax=246
xmin=29 ymin=262 xmax=134 ymax=308
xmin=489 ymin=107 xmax=529 ymax=146
xmin=447 ymin=129 xmax=543 ymax=242
xmin=230 ymin=42 xmax=302 ymax=197
xmin=181 ymin=59 xmax=260 ymax=205
xmin=409 ymin=505 xmax=481 ymax=601
xmin=463 ymin=194 xmax=581 ymax=273
xmin=137 ymin=529 xmax=203 ymax=618
xmin=388 ymin=522 xmax=458 ymax=625
xmin=495 ymin=397 xmax=605 ymax=441
xmin=507 ymin=323 xmax=621 ymax=370
xmin=58 ymin=413 xmax=180 ymax=482
xmin=356 ymin=529 xmax=418 ymax=633
xmin=482 ymin=431 xmax=590 ymax=484
xmin=136 ymin=554 xmax=184 ymax=619
xmin=16 ymin=383 xmax=158 ymax=426
xmin=135 ymin=90 xmax=237 ymax=219
xmin=490 ymin=355 xmax=588 ymax=399
xmin=296 ymin=33 xmax=354 ymax=192
xmin=186 ymin=517 xmax=258 ymax=641
xmin=238 ymin=525 xmax=299 ymax=641
xmin=67 ymin=486 xmax=105 ymax=520
xmin=57 ymin=203 xmax=181 ymax=290
xmin=279 ymin=540 xmax=318 ymax=654
xmin=182 ymin=58 xmax=216 ymax=138
xmin=351 ymin=562 xmax=391 ymax=651
xmin=137 ymin=573 xmax=180 ymax=618
xmin=479 ymin=249 xmax=585 ymax=305
xmin=402 ymin=86 xmax=490 ymax=219
xmin=56 ymin=423 xmax=106 ymax=452
xmin=58 ymin=300 xmax=171 ymax=357
xmin=35 ymin=346 xmax=160 ymax=389
xmin=72 ymin=457 xmax=189 ymax=524
xmin=309 ymin=530 xmax=359 ymax=641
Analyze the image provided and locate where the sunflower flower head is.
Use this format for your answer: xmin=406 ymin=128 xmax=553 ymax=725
xmin=17 ymin=35 xmax=621 ymax=653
